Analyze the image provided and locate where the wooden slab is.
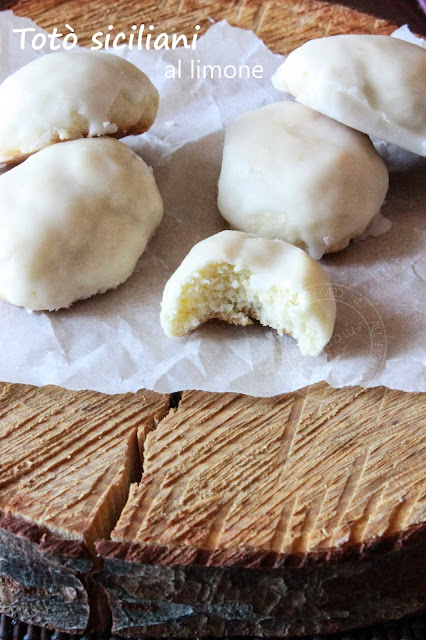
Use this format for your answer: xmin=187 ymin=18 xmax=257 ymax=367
xmin=0 ymin=383 xmax=168 ymax=546
xmin=0 ymin=383 xmax=168 ymax=632
xmin=107 ymin=385 xmax=426 ymax=556
xmin=97 ymin=384 xmax=426 ymax=637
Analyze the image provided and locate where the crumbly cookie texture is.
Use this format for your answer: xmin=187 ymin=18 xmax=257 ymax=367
xmin=272 ymin=34 xmax=426 ymax=157
xmin=217 ymin=101 xmax=389 ymax=260
xmin=160 ymin=230 xmax=336 ymax=357
xmin=0 ymin=51 xmax=159 ymax=164
xmin=0 ymin=138 xmax=163 ymax=311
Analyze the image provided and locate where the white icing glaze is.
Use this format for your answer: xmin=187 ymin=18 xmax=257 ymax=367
xmin=0 ymin=138 xmax=163 ymax=311
xmin=0 ymin=51 xmax=159 ymax=163
xmin=217 ymin=102 xmax=389 ymax=259
xmin=359 ymin=212 xmax=393 ymax=240
xmin=160 ymin=230 xmax=336 ymax=357
xmin=272 ymin=35 xmax=426 ymax=157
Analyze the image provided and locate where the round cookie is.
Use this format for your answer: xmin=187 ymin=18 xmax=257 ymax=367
xmin=0 ymin=138 xmax=163 ymax=311
xmin=217 ymin=101 xmax=389 ymax=259
xmin=0 ymin=51 xmax=159 ymax=164
xmin=160 ymin=230 xmax=336 ymax=357
xmin=272 ymin=34 xmax=426 ymax=157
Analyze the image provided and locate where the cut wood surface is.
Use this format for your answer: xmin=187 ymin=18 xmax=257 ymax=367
xmin=0 ymin=0 xmax=425 ymax=635
xmin=107 ymin=385 xmax=426 ymax=559
xmin=97 ymin=385 xmax=426 ymax=637
xmin=0 ymin=383 xmax=168 ymax=633
xmin=0 ymin=383 xmax=168 ymax=547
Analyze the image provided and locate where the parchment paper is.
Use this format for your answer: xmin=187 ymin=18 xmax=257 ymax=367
xmin=0 ymin=11 xmax=425 ymax=395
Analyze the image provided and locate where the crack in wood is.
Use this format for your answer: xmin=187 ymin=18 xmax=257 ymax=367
xmin=168 ymin=392 xmax=182 ymax=410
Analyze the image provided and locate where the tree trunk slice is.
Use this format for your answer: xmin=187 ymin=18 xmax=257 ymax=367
xmin=0 ymin=383 xmax=169 ymax=633
xmin=109 ymin=387 xmax=426 ymax=555
xmin=97 ymin=384 xmax=426 ymax=636
xmin=0 ymin=0 xmax=425 ymax=636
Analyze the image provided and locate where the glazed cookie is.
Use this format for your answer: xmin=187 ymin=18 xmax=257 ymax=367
xmin=217 ymin=102 xmax=389 ymax=259
xmin=0 ymin=51 xmax=159 ymax=164
xmin=160 ymin=230 xmax=336 ymax=357
xmin=0 ymin=138 xmax=163 ymax=310
xmin=272 ymin=35 xmax=426 ymax=157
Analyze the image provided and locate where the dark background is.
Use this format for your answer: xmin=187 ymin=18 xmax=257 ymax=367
xmin=330 ymin=0 xmax=426 ymax=34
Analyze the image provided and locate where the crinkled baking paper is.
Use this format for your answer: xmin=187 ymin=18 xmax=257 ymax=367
xmin=0 ymin=12 xmax=424 ymax=395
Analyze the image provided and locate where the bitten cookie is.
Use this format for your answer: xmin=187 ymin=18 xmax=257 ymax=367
xmin=0 ymin=51 xmax=159 ymax=164
xmin=0 ymin=138 xmax=163 ymax=311
xmin=160 ymin=230 xmax=336 ymax=357
xmin=272 ymin=35 xmax=426 ymax=157
xmin=217 ymin=102 xmax=389 ymax=259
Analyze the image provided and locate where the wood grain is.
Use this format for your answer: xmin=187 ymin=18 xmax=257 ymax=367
xmin=0 ymin=383 xmax=169 ymax=547
xmin=97 ymin=384 xmax=426 ymax=637
xmin=0 ymin=382 xmax=168 ymax=632
xmin=10 ymin=0 xmax=397 ymax=54
xmin=109 ymin=384 xmax=426 ymax=559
